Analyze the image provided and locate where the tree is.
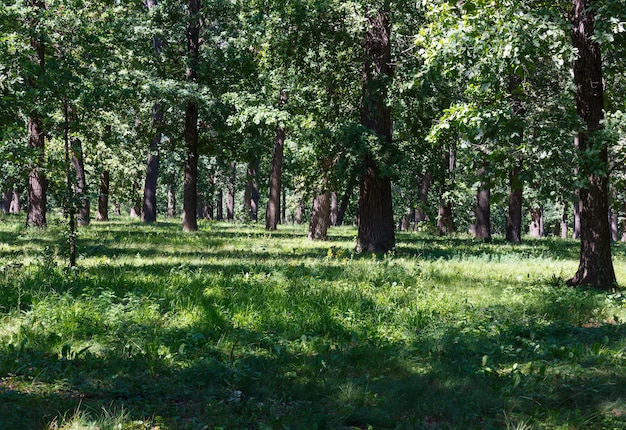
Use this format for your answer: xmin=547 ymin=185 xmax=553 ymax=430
xmin=566 ymin=0 xmax=616 ymax=289
xmin=266 ymin=90 xmax=288 ymax=231
xmin=356 ymin=9 xmax=395 ymax=253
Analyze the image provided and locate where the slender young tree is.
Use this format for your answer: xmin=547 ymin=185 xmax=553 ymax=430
xmin=566 ymin=0 xmax=617 ymax=290
xmin=266 ymin=90 xmax=288 ymax=231
xmin=182 ymin=0 xmax=201 ymax=232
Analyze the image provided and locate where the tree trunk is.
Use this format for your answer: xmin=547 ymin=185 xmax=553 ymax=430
xmin=308 ymin=190 xmax=331 ymax=240
xmin=506 ymin=163 xmax=523 ymax=244
xmin=415 ymin=172 xmax=431 ymax=223
xmin=475 ymin=162 xmax=491 ymax=242
xmin=63 ymin=101 xmax=77 ymax=267
xmin=227 ymin=161 xmax=236 ymax=221
xmin=529 ymin=206 xmax=544 ymax=238
xmin=567 ymin=0 xmax=616 ymax=290
xmin=330 ymin=192 xmax=338 ymax=226
xmin=181 ymin=0 xmax=200 ymax=232
xmin=356 ymin=10 xmax=395 ymax=253
xmin=130 ymin=180 xmax=142 ymax=218
xmin=10 ymin=189 xmax=19 ymax=214
xmin=295 ymin=201 xmax=304 ymax=224
xmin=622 ymin=204 xmax=626 ymax=242
xmin=561 ymin=203 xmax=569 ymax=239
xmin=167 ymin=183 xmax=176 ymax=218
xmin=244 ymin=158 xmax=259 ymax=221
xmin=96 ymin=170 xmax=109 ymax=221
xmin=26 ymin=2 xmax=47 ymax=228
xmin=70 ymin=137 xmax=90 ymax=226
xmin=142 ymin=103 xmax=161 ymax=223
xmin=336 ymin=175 xmax=356 ymax=227
xmin=437 ymin=146 xmax=455 ymax=235
xmin=1 ymin=189 xmax=9 ymax=214
xmin=573 ymin=197 xmax=581 ymax=239
xmin=610 ymin=207 xmax=619 ymax=242
xmin=216 ymin=189 xmax=223 ymax=220
xmin=266 ymin=90 xmax=288 ymax=231
xmin=27 ymin=117 xmax=47 ymax=228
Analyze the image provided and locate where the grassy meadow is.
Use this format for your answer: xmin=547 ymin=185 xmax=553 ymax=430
xmin=1 ymin=214 xmax=626 ymax=429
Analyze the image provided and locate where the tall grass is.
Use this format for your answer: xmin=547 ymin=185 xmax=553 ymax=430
xmin=0 ymin=214 xmax=625 ymax=429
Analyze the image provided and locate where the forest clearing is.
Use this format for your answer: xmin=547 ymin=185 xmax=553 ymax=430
xmin=1 ymin=216 xmax=625 ymax=429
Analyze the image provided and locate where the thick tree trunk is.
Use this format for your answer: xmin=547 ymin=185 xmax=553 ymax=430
xmin=181 ymin=0 xmax=200 ymax=232
xmin=266 ymin=90 xmax=288 ymax=231
xmin=308 ymin=190 xmax=331 ymax=240
xmin=356 ymin=10 xmax=395 ymax=253
xmin=506 ymin=163 xmax=523 ymax=244
xmin=96 ymin=170 xmax=109 ymax=221
xmin=567 ymin=0 xmax=616 ymax=290
xmin=227 ymin=161 xmax=236 ymax=221
xmin=474 ymin=162 xmax=491 ymax=242
xmin=529 ymin=206 xmax=544 ymax=238
xmin=142 ymin=103 xmax=161 ymax=223
xmin=71 ymin=138 xmax=90 ymax=226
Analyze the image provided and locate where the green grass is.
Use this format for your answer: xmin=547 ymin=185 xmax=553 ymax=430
xmin=1 ymin=214 xmax=626 ymax=429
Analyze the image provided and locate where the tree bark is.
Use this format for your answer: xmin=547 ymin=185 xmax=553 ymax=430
xmin=216 ymin=189 xmax=223 ymax=220
xmin=266 ymin=90 xmax=288 ymax=231
xmin=167 ymin=183 xmax=176 ymax=218
xmin=10 ymin=189 xmax=19 ymax=214
xmin=142 ymin=103 xmax=161 ymax=223
xmin=475 ymin=162 xmax=491 ymax=242
xmin=330 ymin=192 xmax=338 ymax=226
xmin=308 ymin=190 xmax=331 ymax=240
xmin=227 ymin=161 xmax=236 ymax=221
xmin=415 ymin=172 xmax=431 ymax=223
xmin=2 ymin=189 xmax=10 ymax=214
xmin=71 ymin=137 xmax=90 ymax=226
xmin=96 ymin=170 xmax=109 ymax=221
xmin=567 ymin=0 xmax=616 ymax=290
xmin=561 ymin=203 xmax=569 ymax=239
xmin=506 ymin=163 xmax=523 ymax=244
xmin=181 ymin=0 xmax=201 ymax=232
xmin=529 ymin=206 xmax=544 ymax=238
xmin=437 ymin=146 xmax=455 ymax=235
xmin=336 ymin=175 xmax=356 ymax=227
xmin=573 ymin=197 xmax=581 ymax=239
xmin=26 ymin=1 xmax=47 ymax=228
xmin=244 ymin=159 xmax=259 ymax=221
xmin=356 ymin=10 xmax=395 ymax=253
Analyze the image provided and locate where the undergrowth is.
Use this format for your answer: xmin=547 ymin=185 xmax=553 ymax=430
xmin=0 ymin=215 xmax=625 ymax=429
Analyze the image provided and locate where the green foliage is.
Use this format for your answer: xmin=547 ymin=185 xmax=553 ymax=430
xmin=1 ymin=219 xmax=626 ymax=429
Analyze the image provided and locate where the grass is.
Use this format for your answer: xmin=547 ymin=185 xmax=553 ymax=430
xmin=0 ymin=213 xmax=625 ymax=429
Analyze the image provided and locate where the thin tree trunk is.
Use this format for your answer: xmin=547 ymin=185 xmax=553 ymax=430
xmin=506 ymin=163 xmax=523 ymax=244
xmin=415 ymin=172 xmax=431 ymax=223
xmin=142 ymin=103 xmax=161 ymax=223
xmin=216 ymin=189 xmax=223 ymax=220
xmin=96 ymin=170 xmax=109 ymax=221
xmin=475 ymin=161 xmax=491 ymax=242
xmin=529 ymin=206 xmax=544 ymax=238
xmin=622 ymin=204 xmax=626 ymax=242
xmin=437 ymin=146 xmax=455 ymax=235
xmin=130 ymin=181 xmax=142 ymax=218
xmin=356 ymin=10 xmax=395 ymax=253
xmin=142 ymin=0 xmax=162 ymax=223
xmin=610 ymin=207 xmax=619 ymax=242
xmin=227 ymin=161 xmax=236 ymax=221
xmin=266 ymin=90 xmax=288 ymax=230
xmin=295 ymin=201 xmax=304 ymax=224
xmin=63 ymin=101 xmax=77 ymax=267
xmin=71 ymin=137 xmax=90 ymax=226
xmin=573 ymin=197 xmax=581 ymax=239
xmin=561 ymin=203 xmax=569 ymax=239
xmin=282 ymin=187 xmax=287 ymax=224
xmin=567 ymin=0 xmax=616 ymax=289
xmin=182 ymin=0 xmax=200 ymax=232
xmin=167 ymin=183 xmax=176 ymax=218
xmin=2 ymin=188 xmax=10 ymax=214
xmin=26 ymin=1 xmax=46 ymax=228
xmin=336 ymin=175 xmax=356 ymax=227
xmin=330 ymin=192 xmax=338 ymax=226
xmin=243 ymin=158 xmax=259 ymax=221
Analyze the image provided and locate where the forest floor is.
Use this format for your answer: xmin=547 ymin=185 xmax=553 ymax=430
xmin=1 ymin=215 xmax=626 ymax=430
